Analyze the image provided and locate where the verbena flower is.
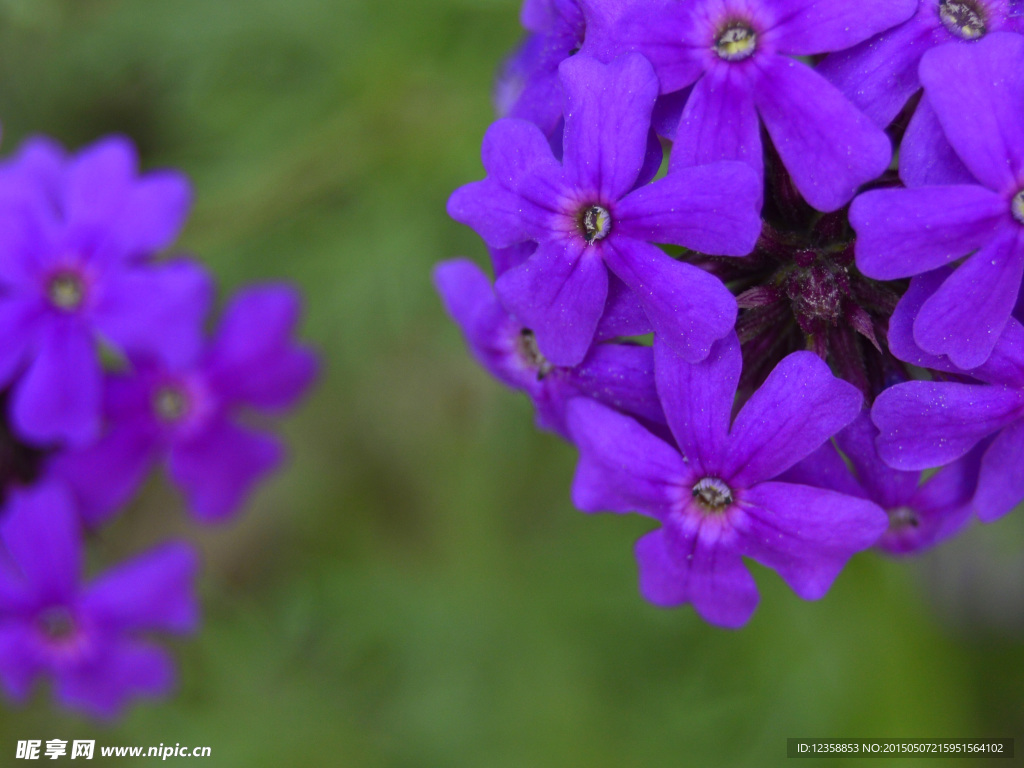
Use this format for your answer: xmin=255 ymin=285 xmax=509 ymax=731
xmin=820 ymin=0 xmax=1024 ymax=128
xmin=52 ymin=285 xmax=318 ymax=525
xmin=449 ymin=52 xmax=761 ymax=367
xmin=872 ymin=316 xmax=1024 ymax=523
xmin=852 ymin=33 xmax=1024 ymax=369
xmin=782 ymin=413 xmax=982 ymax=555
xmin=435 ymin=257 xmax=663 ymax=439
xmin=599 ymin=0 xmax=910 ymax=211
xmin=442 ymin=0 xmax=1024 ymax=627
xmin=0 ymin=483 xmax=198 ymax=718
xmin=568 ymin=333 xmax=886 ymax=627
xmin=0 ymin=136 xmax=211 ymax=445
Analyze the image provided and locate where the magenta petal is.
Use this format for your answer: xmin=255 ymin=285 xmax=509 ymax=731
xmin=818 ymin=13 xmax=933 ymax=128
xmin=973 ymin=421 xmax=1024 ymax=522
xmin=0 ymin=298 xmax=39 ymax=386
xmin=670 ymin=67 xmax=762 ymax=185
xmin=887 ymin=268 xmax=962 ymax=372
xmin=565 ymin=343 xmax=664 ymax=425
xmin=0 ymin=626 xmax=41 ymax=701
xmin=635 ymin=528 xmax=758 ymax=629
xmin=611 ymin=4 xmax=705 ymax=94
xmin=82 ymin=542 xmax=199 ymax=633
xmin=603 ymin=238 xmax=736 ymax=363
xmin=94 ymin=259 xmax=214 ymax=368
xmin=835 ymin=412 xmax=919 ymax=508
xmin=616 ymin=161 xmax=762 ymax=256
xmin=768 ymin=0 xmax=916 ymax=56
xmin=899 ymin=97 xmax=976 ymax=187
xmin=109 ymin=172 xmax=192 ymax=259
xmin=1 ymin=483 xmax=81 ymax=603
xmin=63 ymin=136 xmax=136 ymax=232
xmin=654 ymin=333 xmax=741 ymax=474
xmin=919 ymin=32 xmax=1024 ymax=193
xmin=567 ymin=398 xmax=685 ymax=518
xmin=559 ymin=53 xmax=659 ymax=200
xmin=737 ymin=482 xmax=887 ymax=599
xmin=12 ymin=320 xmax=101 ymax=446
xmin=51 ymin=423 xmax=160 ymax=527
xmin=205 ymin=285 xmax=317 ymax=410
xmin=495 ymin=238 xmax=608 ymax=367
xmin=851 ymin=185 xmax=1006 ymax=280
xmin=755 ymin=57 xmax=891 ymax=212
xmin=480 ymin=118 xmax=562 ymax=198
xmin=725 ymin=352 xmax=862 ymax=487
xmin=447 ymin=179 xmax=554 ymax=249
xmin=593 ymin=275 xmax=651 ymax=340
xmin=914 ymin=226 xmax=1024 ymax=369
xmin=57 ymin=640 xmax=174 ymax=720
xmin=872 ymin=381 xmax=1024 ymax=469
xmin=169 ymin=421 xmax=284 ymax=523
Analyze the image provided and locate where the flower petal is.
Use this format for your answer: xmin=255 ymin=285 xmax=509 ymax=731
xmin=670 ymin=67 xmax=762 ymax=185
xmin=724 ymin=351 xmax=863 ymax=487
xmin=567 ymin=398 xmax=685 ymax=518
xmin=603 ymin=237 xmax=736 ymax=363
xmin=755 ymin=56 xmax=891 ymax=212
xmin=617 ymin=161 xmax=762 ymax=256
xmin=851 ymin=185 xmax=1006 ymax=280
xmin=495 ymin=238 xmax=608 ymax=367
xmin=566 ymin=343 xmax=664 ymax=425
xmin=872 ymin=381 xmax=1024 ymax=469
xmin=654 ymin=332 xmax=741 ymax=474
xmin=82 ymin=542 xmax=199 ymax=633
xmin=635 ymin=527 xmax=759 ymax=629
xmin=1 ymin=483 xmax=81 ymax=604
xmin=899 ymin=97 xmax=976 ymax=187
xmin=12 ymin=319 xmax=101 ymax=446
xmin=559 ymin=52 xmax=659 ymax=200
xmin=914 ymin=225 xmax=1024 ymax=369
xmin=768 ymin=0 xmax=917 ymax=56
xmin=973 ymin=421 xmax=1024 ymax=522
xmin=919 ymin=32 xmax=1024 ymax=193
xmin=169 ymin=420 xmax=283 ymax=523
xmin=56 ymin=640 xmax=174 ymax=720
xmin=737 ymin=482 xmax=887 ymax=599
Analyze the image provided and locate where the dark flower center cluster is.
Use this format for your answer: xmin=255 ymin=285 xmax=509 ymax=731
xmin=518 ymin=329 xmax=554 ymax=379
xmin=692 ymin=477 xmax=734 ymax=512
xmin=715 ymin=23 xmax=757 ymax=61
xmin=939 ymin=0 xmax=987 ymax=40
xmin=578 ymin=204 xmax=611 ymax=243
xmin=47 ymin=272 xmax=86 ymax=311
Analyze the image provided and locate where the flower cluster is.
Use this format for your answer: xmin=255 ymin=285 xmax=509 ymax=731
xmin=0 ymin=136 xmax=316 ymax=716
xmin=440 ymin=0 xmax=1024 ymax=627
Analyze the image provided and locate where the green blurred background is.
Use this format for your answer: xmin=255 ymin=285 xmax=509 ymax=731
xmin=0 ymin=0 xmax=1021 ymax=765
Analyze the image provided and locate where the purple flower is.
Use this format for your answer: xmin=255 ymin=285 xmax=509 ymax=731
xmin=495 ymin=0 xmax=587 ymax=137
xmin=872 ymin=314 xmax=1024 ymax=523
xmin=448 ymin=52 xmax=761 ymax=367
xmin=0 ymin=136 xmax=212 ymax=445
xmin=434 ymin=257 xmax=662 ymax=439
xmin=0 ymin=482 xmax=198 ymax=718
xmin=603 ymin=0 xmax=907 ymax=211
xmin=851 ymin=33 xmax=1024 ymax=369
xmin=51 ymin=285 xmax=318 ymax=525
xmin=568 ymin=332 xmax=886 ymax=627
xmin=820 ymin=0 xmax=1024 ymax=129
xmin=781 ymin=413 xmax=980 ymax=555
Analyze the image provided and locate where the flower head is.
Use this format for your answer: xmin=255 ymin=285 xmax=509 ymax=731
xmin=0 ymin=483 xmax=198 ymax=718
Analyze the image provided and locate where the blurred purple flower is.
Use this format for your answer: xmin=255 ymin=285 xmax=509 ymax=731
xmin=0 ymin=482 xmax=198 ymax=718
xmin=52 ymin=285 xmax=318 ymax=525
xmin=568 ymin=332 xmax=886 ymax=627
xmin=0 ymin=136 xmax=212 ymax=446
